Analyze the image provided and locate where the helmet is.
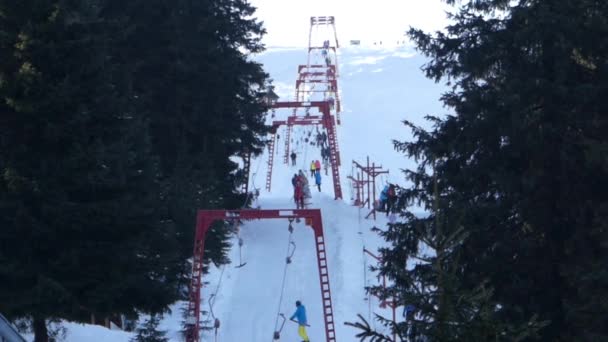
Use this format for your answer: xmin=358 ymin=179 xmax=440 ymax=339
xmin=295 ymin=300 xmax=301 ymax=306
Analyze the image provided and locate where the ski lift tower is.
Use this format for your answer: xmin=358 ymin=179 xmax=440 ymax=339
xmin=265 ymin=100 xmax=343 ymax=200
xmin=298 ymin=16 xmax=342 ymax=117
xmin=282 ymin=16 xmax=343 ymax=165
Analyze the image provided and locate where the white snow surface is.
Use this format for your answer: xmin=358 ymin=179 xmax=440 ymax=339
xmin=28 ymin=45 xmax=445 ymax=341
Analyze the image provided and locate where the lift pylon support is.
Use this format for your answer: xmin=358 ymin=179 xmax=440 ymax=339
xmin=185 ymin=209 xmax=337 ymax=342
xmin=268 ymin=101 xmax=342 ymax=199
xmin=241 ymin=151 xmax=251 ymax=194
xmin=265 ymin=131 xmax=277 ymax=192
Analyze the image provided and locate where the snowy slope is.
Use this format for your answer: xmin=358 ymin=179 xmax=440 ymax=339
xmin=192 ymin=45 xmax=446 ymax=341
xmin=197 ymin=195 xmax=391 ymax=342
xmin=23 ymin=45 xmax=445 ymax=342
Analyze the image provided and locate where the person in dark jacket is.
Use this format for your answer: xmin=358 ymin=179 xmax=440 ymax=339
xmin=290 ymin=151 xmax=297 ymax=166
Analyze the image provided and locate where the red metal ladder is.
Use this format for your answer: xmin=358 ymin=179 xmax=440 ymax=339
xmin=315 ymin=233 xmax=336 ymax=342
xmin=265 ymin=133 xmax=276 ymax=192
xmin=283 ymin=124 xmax=292 ymax=165
xmin=241 ymin=152 xmax=251 ymax=194
xmin=325 ymin=116 xmax=343 ymax=199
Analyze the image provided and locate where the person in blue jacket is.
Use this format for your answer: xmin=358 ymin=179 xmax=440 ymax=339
xmin=379 ymin=185 xmax=389 ymax=212
xmin=314 ymin=170 xmax=321 ymax=192
xmin=290 ymin=300 xmax=309 ymax=341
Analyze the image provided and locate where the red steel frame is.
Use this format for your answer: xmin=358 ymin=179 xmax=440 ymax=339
xmin=347 ymin=171 xmax=366 ymax=206
xmin=295 ymin=64 xmax=342 ymax=116
xmin=302 ymin=16 xmax=342 ymax=124
xmin=266 ymin=100 xmax=343 ymax=199
xmin=185 ymin=209 xmax=337 ymax=342
xmin=353 ymin=157 xmax=388 ymax=220
xmin=241 ymin=151 xmax=251 ymax=194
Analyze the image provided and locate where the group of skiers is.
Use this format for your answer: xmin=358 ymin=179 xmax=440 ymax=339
xmin=315 ymin=131 xmax=331 ymax=171
xmin=291 ymin=171 xmax=310 ymax=209
xmin=291 ymin=160 xmax=323 ymax=209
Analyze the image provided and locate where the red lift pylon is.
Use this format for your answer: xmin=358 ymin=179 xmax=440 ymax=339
xmin=241 ymin=150 xmax=251 ymax=194
xmin=185 ymin=209 xmax=337 ymax=342
xmin=347 ymin=171 xmax=367 ymax=206
xmin=264 ymin=16 xmax=344 ymax=200
xmin=267 ymin=101 xmax=343 ymax=199
xmin=300 ymin=16 xmax=342 ymax=122
xmin=265 ymin=130 xmax=277 ymax=192
xmin=352 ymin=157 xmax=388 ymax=220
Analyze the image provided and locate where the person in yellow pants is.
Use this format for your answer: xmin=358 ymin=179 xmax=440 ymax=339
xmin=290 ymin=300 xmax=310 ymax=342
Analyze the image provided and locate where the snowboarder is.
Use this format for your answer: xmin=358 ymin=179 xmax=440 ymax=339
xmin=290 ymin=151 xmax=297 ymax=166
xmin=290 ymin=300 xmax=310 ymax=342
xmin=315 ymin=170 xmax=322 ymax=192
xmin=310 ymin=161 xmax=317 ymax=177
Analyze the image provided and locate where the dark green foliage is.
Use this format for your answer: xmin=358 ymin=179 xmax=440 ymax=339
xmin=130 ymin=315 xmax=168 ymax=342
xmin=102 ymin=0 xmax=270 ymax=269
xmin=0 ymin=0 xmax=269 ymax=340
xmin=0 ymin=0 xmax=177 ymax=320
xmin=350 ymin=0 xmax=608 ymax=341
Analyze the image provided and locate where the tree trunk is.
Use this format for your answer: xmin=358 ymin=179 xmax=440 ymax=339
xmin=33 ymin=316 xmax=48 ymax=342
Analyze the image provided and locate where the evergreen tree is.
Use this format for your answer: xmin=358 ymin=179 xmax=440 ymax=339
xmin=130 ymin=315 xmax=169 ymax=342
xmin=0 ymin=1 xmax=180 ymax=340
xmin=348 ymin=165 xmax=544 ymax=341
xmin=351 ymin=1 xmax=608 ymax=341
xmin=102 ymin=0 xmax=271 ymax=273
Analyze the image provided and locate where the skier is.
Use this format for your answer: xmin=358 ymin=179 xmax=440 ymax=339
xmin=291 ymin=174 xmax=298 ymax=188
xmin=386 ymin=184 xmax=397 ymax=215
xmin=404 ymin=304 xmax=417 ymax=341
xmin=294 ymin=177 xmax=304 ymax=209
xmin=323 ymin=146 xmax=330 ymax=163
xmin=310 ymin=161 xmax=317 ymax=177
xmin=327 ymin=96 xmax=335 ymax=109
xmin=290 ymin=300 xmax=310 ymax=342
xmin=290 ymin=151 xmax=297 ymax=166
xmin=315 ymin=170 xmax=322 ymax=192
xmin=299 ymin=171 xmax=312 ymax=204
xmin=379 ymin=185 xmax=389 ymax=212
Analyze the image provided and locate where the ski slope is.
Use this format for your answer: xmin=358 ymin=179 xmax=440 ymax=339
xmin=21 ymin=45 xmax=445 ymax=342
xmin=192 ymin=45 xmax=447 ymax=341
xmin=196 ymin=195 xmax=390 ymax=341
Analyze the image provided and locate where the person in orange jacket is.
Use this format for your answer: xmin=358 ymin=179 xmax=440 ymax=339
xmin=314 ymin=160 xmax=321 ymax=174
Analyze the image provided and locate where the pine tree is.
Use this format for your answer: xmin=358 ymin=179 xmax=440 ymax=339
xmin=130 ymin=315 xmax=169 ymax=342
xmin=347 ymin=160 xmax=545 ymax=341
xmin=350 ymin=1 xmax=608 ymax=341
xmin=102 ymin=0 xmax=271 ymax=273
xmin=0 ymin=1 xmax=180 ymax=340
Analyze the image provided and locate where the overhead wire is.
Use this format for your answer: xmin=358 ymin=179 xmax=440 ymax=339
xmin=201 ymin=146 xmax=265 ymax=338
xmin=271 ymin=220 xmax=296 ymax=341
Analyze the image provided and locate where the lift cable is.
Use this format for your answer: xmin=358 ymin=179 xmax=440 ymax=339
xmin=201 ymin=151 xmax=265 ymax=338
xmin=272 ymin=219 xmax=296 ymax=341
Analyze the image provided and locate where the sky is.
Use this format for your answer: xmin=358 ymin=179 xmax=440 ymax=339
xmin=249 ymin=0 xmax=454 ymax=47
